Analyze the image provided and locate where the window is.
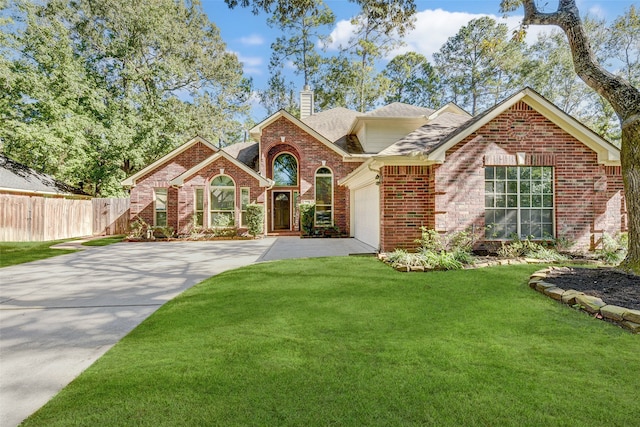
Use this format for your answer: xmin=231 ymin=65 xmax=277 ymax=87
xmin=194 ymin=188 xmax=204 ymax=227
xmin=315 ymin=167 xmax=333 ymax=227
xmin=240 ymin=187 xmax=250 ymax=227
xmin=273 ymin=153 xmax=298 ymax=186
xmin=154 ymin=188 xmax=167 ymax=226
xmin=210 ymin=175 xmax=235 ymax=227
xmin=485 ymin=166 xmax=554 ymax=239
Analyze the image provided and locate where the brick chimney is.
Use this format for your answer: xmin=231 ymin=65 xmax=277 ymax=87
xmin=300 ymin=85 xmax=314 ymax=120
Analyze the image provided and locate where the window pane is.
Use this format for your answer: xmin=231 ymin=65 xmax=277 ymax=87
xmin=507 ymin=181 xmax=518 ymax=194
xmin=156 ymin=212 xmax=167 ymax=227
xmin=532 ymin=194 xmax=542 ymax=207
xmin=273 ymin=154 xmax=298 ymax=186
xmin=485 ymin=181 xmax=494 ymax=193
xmin=195 ymin=189 xmax=204 ymax=210
xmin=507 ymin=195 xmax=517 ymax=207
xmin=315 ymin=176 xmax=332 ymax=204
xmin=485 ymin=167 xmax=494 ymax=179
xmin=211 ymin=188 xmax=234 ymax=210
xmin=543 ymin=195 xmax=553 ymax=207
xmin=315 ymin=207 xmax=332 ymax=227
xmin=495 ymin=167 xmax=506 ymax=179
xmin=241 ymin=188 xmax=250 ymax=210
xmin=156 ymin=189 xmax=167 ymax=210
xmin=507 ymin=167 xmax=518 ymax=180
xmin=520 ymin=181 xmax=530 ymax=194
xmin=520 ymin=168 xmax=531 ymax=180
xmin=211 ymin=212 xmax=234 ymax=227
xmin=485 ymin=195 xmax=494 ymax=208
xmin=212 ymin=176 xmax=234 ymax=186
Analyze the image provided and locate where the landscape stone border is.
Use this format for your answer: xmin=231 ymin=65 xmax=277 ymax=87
xmin=529 ymin=266 xmax=640 ymax=334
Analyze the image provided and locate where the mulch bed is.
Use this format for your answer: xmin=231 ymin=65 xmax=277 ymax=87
xmin=544 ymin=268 xmax=640 ymax=310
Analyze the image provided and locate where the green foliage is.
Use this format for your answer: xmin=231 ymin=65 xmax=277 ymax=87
xmin=246 ymin=203 xmax=264 ymax=237
xmin=128 ymin=217 xmax=150 ymax=239
xmin=597 ymin=232 xmax=628 ymax=265
xmin=497 ymin=235 xmax=567 ymax=261
xmin=299 ymin=202 xmax=315 ymax=236
xmin=383 ymin=52 xmax=441 ymax=107
xmin=81 ymin=236 xmax=125 ymax=247
xmin=392 ymin=227 xmax=476 ymax=270
xmin=1 ymin=0 xmax=250 ymax=196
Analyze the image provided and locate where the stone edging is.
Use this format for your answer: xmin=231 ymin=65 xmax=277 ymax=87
xmin=529 ymin=266 xmax=640 ymax=334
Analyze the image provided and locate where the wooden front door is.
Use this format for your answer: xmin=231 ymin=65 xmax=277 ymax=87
xmin=273 ymin=191 xmax=291 ymax=230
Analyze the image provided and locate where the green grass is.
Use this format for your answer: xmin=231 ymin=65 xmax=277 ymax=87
xmin=0 ymin=240 xmax=77 ymax=267
xmin=24 ymin=258 xmax=640 ymax=426
xmin=81 ymin=235 xmax=126 ymax=246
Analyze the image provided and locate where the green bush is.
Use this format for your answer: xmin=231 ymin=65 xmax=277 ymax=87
xmin=299 ymin=203 xmax=315 ymax=236
xmin=246 ymin=204 xmax=264 ymax=237
xmin=597 ymin=232 xmax=628 ymax=265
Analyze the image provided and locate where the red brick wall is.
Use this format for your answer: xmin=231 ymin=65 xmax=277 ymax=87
xmin=379 ymin=165 xmax=434 ymax=251
xmin=260 ymin=116 xmax=362 ymax=233
xmin=432 ymin=101 xmax=626 ymax=251
xmin=130 ymin=141 xmax=215 ymax=228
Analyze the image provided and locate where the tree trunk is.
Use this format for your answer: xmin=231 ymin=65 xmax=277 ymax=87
xmin=519 ymin=0 xmax=640 ymax=275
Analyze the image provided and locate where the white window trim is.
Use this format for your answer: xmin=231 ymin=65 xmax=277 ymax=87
xmin=240 ymin=187 xmax=250 ymax=227
xmin=210 ymin=175 xmax=236 ymax=227
xmin=484 ymin=166 xmax=555 ymax=240
xmin=194 ymin=187 xmax=205 ymax=227
xmin=314 ymin=166 xmax=334 ymax=227
xmin=154 ymin=188 xmax=168 ymax=227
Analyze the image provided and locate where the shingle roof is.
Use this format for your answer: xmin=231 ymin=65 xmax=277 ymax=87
xmin=222 ymin=141 xmax=259 ymax=170
xmin=302 ymin=107 xmax=359 ymax=144
xmin=0 ymin=155 xmax=88 ymax=196
xmin=365 ymin=102 xmax=434 ymax=118
xmin=377 ymin=112 xmax=472 ymax=156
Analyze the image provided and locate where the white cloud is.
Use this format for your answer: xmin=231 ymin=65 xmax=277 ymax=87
xmin=230 ymin=51 xmax=264 ymax=76
xmin=238 ymin=34 xmax=265 ymax=46
xmin=326 ymin=8 xmax=552 ymax=62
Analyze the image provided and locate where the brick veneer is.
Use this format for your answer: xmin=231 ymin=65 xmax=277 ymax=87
xmin=260 ymin=116 xmax=361 ymax=233
xmin=129 ymin=141 xmax=215 ymax=230
xmin=378 ymin=102 xmax=626 ymax=252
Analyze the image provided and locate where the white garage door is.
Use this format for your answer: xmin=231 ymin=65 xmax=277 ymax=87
xmin=353 ymin=183 xmax=380 ymax=249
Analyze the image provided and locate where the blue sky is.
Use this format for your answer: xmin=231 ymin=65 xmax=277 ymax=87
xmin=200 ymin=0 xmax=636 ymax=119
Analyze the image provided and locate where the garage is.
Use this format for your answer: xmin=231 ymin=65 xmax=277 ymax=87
xmin=352 ymin=182 xmax=380 ymax=249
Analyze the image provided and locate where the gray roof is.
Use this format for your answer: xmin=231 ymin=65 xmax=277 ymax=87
xmin=378 ymin=112 xmax=472 ymax=156
xmin=365 ymin=102 xmax=434 ymax=118
xmin=302 ymin=107 xmax=360 ymax=144
xmin=222 ymin=141 xmax=259 ymax=171
xmin=0 ymin=155 xmax=87 ymax=196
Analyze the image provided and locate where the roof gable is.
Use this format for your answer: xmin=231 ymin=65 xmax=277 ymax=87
xmin=427 ymin=87 xmax=620 ymax=165
xmin=170 ymin=150 xmax=272 ymax=187
xmin=121 ymin=136 xmax=217 ymax=187
xmin=250 ymin=109 xmax=351 ymax=157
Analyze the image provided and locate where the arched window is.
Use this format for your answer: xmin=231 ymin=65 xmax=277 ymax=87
xmin=315 ymin=167 xmax=333 ymax=227
xmin=273 ymin=153 xmax=298 ymax=186
xmin=210 ymin=175 xmax=235 ymax=227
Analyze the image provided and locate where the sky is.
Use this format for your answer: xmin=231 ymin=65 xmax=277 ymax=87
xmin=200 ymin=0 xmax=637 ymax=120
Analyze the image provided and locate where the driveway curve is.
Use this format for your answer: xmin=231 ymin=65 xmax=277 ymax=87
xmin=0 ymin=237 xmax=376 ymax=426
xmin=0 ymin=239 xmax=274 ymax=427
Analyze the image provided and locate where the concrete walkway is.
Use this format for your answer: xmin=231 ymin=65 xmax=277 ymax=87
xmin=0 ymin=237 xmax=376 ymax=426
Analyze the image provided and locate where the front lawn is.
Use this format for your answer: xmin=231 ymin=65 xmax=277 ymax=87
xmin=24 ymin=258 xmax=640 ymax=426
xmin=0 ymin=240 xmax=77 ymax=267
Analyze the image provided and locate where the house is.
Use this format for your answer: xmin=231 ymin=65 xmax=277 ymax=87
xmin=0 ymin=155 xmax=89 ymax=199
xmin=122 ymin=87 xmax=626 ymax=252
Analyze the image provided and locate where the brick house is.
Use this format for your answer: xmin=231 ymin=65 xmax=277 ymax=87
xmin=122 ymin=87 xmax=626 ymax=252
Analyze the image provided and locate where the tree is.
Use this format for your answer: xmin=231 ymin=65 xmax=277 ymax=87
xmin=502 ymin=0 xmax=640 ymax=274
xmin=382 ymin=52 xmax=441 ymax=107
xmin=434 ymin=16 xmax=524 ymax=115
xmin=1 ymin=0 xmax=250 ymax=195
xmin=267 ymin=0 xmax=334 ymax=87
xmin=258 ymin=70 xmax=300 ymax=116
xmin=607 ymin=5 xmax=640 ymax=87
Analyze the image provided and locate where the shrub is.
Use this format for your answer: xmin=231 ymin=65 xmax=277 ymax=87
xmin=497 ymin=236 xmax=567 ymax=261
xmin=299 ymin=203 xmax=315 ymax=236
xmin=597 ymin=232 xmax=628 ymax=265
xmin=246 ymin=204 xmax=264 ymax=237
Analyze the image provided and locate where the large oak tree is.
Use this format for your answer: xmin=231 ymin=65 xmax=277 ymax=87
xmin=501 ymin=0 xmax=640 ymax=274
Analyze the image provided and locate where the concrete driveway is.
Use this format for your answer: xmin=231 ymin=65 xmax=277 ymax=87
xmin=0 ymin=237 xmax=375 ymax=426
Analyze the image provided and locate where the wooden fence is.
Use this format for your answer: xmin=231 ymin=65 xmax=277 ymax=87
xmin=0 ymin=194 xmax=130 ymax=241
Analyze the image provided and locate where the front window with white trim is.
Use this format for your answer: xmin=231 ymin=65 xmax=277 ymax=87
xmin=240 ymin=187 xmax=250 ymax=227
xmin=210 ymin=175 xmax=235 ymax=227
xmin=314 ymin=167 xmax=333 ymax=227
xmin=154 ymin=188 xmax=167 ymax=226
xmin=194 ymin=188 xmax=204 ymax=227
xmin=485 ymin=166 xmax=554 ymax=240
